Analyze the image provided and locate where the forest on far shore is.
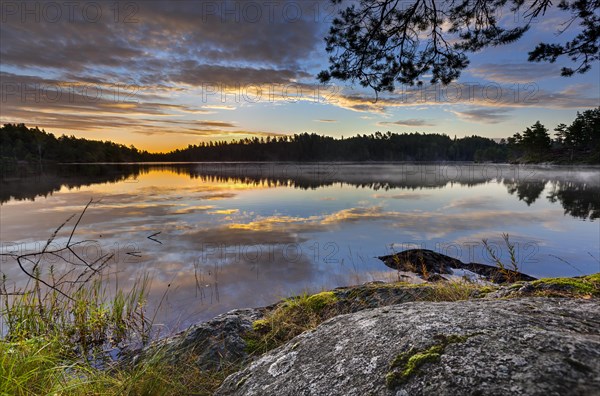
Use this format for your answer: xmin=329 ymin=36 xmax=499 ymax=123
xmin=1 ymin=108 xmax=598 ymax=165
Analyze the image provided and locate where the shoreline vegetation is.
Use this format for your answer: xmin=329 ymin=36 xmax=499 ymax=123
xmin=2 ymin=266 xmax=598 ymax=395
xmin=1 ymin=108 xmax=599 ymax=166
xmin=1 ymin=207 xmax=599 ymax=394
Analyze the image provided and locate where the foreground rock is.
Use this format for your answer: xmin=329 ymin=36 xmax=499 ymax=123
xmin=379 ymin=249 xmax=538 ymax=283
xmin=216 ymin=298 xmax=600 ymax=396
xmin=130 ymin=308 xmax=263 ymax=370
xmin=131 ymin=275 xmax=597 ymax=372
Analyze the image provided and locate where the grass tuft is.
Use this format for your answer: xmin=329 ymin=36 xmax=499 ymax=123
xmin=482 ymin=233 xmax=522 ymax=283
xmin=244 ymin=291 xmax=338 ymax=355
xmin=428 ymin=280 xmax=482 ymax=301
xmin=0 ymin=202 xmax=235 ymax=395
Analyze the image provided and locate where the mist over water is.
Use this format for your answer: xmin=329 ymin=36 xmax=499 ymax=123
xmin=1 ymin=163 xmax=599 ymax=328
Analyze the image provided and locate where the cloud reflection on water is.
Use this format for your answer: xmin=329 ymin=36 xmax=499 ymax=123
xmin=1 ymin=163 xmax=599 ymax=327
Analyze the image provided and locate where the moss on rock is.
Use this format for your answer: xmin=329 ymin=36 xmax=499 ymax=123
xmin=305 ymin=291 xmax=337 ymax=312
xmin=584 ymin=273 xmax=600 ymax=284
xmin=252 ymin=319 xmax=269 ymax=331
xmin=531 ymin=276 xmax=599 ymax=296
xmin=385 ymin=333 xmax=476 ymax=389
xmin=243 ymin=274 xmax=600 ymax=367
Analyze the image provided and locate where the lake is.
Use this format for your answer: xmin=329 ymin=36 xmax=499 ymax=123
xmin=1 ymin=163 xmax=599 ymax=330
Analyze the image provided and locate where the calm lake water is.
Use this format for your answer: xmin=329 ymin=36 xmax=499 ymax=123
xmin=1 ymin=163 xmax=599 ymax=329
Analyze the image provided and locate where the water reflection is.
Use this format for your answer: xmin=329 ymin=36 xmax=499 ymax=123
xmin=504 ymin=179 xmax=548 ymax=206
xmin=2 ymin=163 xmax=599 ymax=220
xmin=1 ymin=163 xmax=599 ymax=328
xmin=1 ymin=164 xmax=146 ymax=203
xmin=547 ymin=181 xmax=600 ymax=221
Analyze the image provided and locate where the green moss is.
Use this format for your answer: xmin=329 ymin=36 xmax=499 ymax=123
xmin=478 ymin=286 xmax=497 ymax=294
xmin=386 ymin=345 xmax=442 ymax=387
xmin=531 ymin=276 xmax=598 ymax=296
xmin=305 ymin=291 xmax=337 ymax=312
xmin=584 ymin=273 xmax=600 ymax=284
xmin=252 ymin=319 xmax=269 ymax=331
xmin=507 ymin=281 xmax=526 ymax=290
xmin=243 ymin=337 xmax=260 ymax=354
xmin=389 ymin=347 xmax=414 ymax=370
xmin=405 ymin=347 xmax=442 ymax=373
xmin=386 ymin=333 xmax=476 ymax=389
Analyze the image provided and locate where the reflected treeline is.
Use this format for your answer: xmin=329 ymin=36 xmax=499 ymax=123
xmin=1 ymin=164 xmax=147 ymax=203
xmin=502 ymin=176 xmax=600 ymax=220
xmin=547 ymin=181 xmax=600 ymax=220
xmin=2 ymin=163 xmax=599 ymax=220
xmin=187 ymin=163 xmax=515 ymax=190
xmin=503 ymin=179 xmax=548 ymax=206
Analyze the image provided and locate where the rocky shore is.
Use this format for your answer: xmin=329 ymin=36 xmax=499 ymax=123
xmin=218 ymin=298 xmax=599 ymax=396
xmin=132 ymin=272 xmax=600 ymax=395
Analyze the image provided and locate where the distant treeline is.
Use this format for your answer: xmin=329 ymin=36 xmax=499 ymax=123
xmin=167 ymin=132 xmax=505 ymax=162
xmin=0 ymin=123 xmax=154 ymax=164
xmin=1 ymin=107 xmax=598 ymax=164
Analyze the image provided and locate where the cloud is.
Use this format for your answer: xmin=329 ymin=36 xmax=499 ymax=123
xmin=373 ymin=193 xmax=430 ymax=200
xmin=173 ymin=205 xmax=564 ymax=246
xmin=203 ymin=105 xmax=237 ymax=111
xmin=171 ymin=206 xmax=215 ymax=214
xmin=0 ymin=72 xmax=201 ymax=131
xmin=0 ymin=1 xmax=323 ymax=75
xmin=330 ymin=83 xmax=598 ymax=114
xmin=208 ymin=209 xmax=240 ymax=215
xmin=376 ymin=119 xmax=436 ymax=127
xmin=450 ymin=108 xmax=513 ymax=124
xmin=1 ymin=0 xmax=597 ymax=141
xmin=180 ymin=224 xmax=308 ymax=247
xmin=0 ymin=0 xmax=324 ymax=140
xmin=0 ymin=72 xmax=291 ymax=141
xmin=453 ymin=232 xmax=547 ymax=247
xmin=442 ymin=196 xmax=498 ymax=210
xmin=176 ymin=108 xmax=217 ymax=114
xmin=168 ymin=63 xmax=311 ymax=87
xmin=321 ymin=206 xmax=388 ymax=224
xmin=469 ymin=63 xmax=562 ymax=83
xmin=195 ymin=121 xmax=237 ymax=128
xmin=387 ymin=209 xmax=561 ymax=239
xmin=132 ymin=128 xmax=286 ymax=139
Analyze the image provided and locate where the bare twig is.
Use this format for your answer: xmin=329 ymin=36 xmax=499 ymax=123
xmin=147 ymin=231 xmax=162 ymax=244
xmin=0 ymin=198 xmax=105 ymax=300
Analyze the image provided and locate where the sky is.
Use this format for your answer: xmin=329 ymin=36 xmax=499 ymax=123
xmin=0 ymin=0 xmax=598 ymax=152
